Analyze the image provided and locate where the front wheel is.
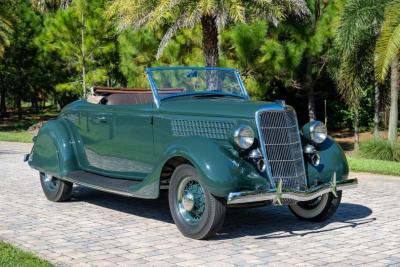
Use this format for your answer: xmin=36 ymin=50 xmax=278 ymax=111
xmin=168 ymin=164 xmax=226 ymax=240
xmin=40 ymin=172 xmax=73 ymax=202
xmin=289 ymin=191 xmax=342 ymax=222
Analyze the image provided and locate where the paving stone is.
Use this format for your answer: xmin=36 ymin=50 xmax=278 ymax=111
xmin=0 ymin=142 xmax=399 ymax=266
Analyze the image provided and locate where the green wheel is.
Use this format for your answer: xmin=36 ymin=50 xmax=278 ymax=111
xmin=168 ymin=164 xmax=226 ymax=240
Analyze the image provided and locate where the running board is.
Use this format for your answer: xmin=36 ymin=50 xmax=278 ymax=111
xmin=62 ymin=170 xmax=141 ymax=197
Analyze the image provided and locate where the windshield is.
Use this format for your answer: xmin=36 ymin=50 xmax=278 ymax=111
xmin=146 ymin=67 xmax=248 ymax=103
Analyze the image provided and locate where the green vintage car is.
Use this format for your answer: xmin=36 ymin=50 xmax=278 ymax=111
xmin=26 ymin=66 xmax=357 ymax=239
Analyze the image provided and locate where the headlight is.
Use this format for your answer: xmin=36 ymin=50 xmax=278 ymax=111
xmin=303 ymin=121 xmax=327 ymax=144
xmin=233 ymin=125 xmax=254 ymax=149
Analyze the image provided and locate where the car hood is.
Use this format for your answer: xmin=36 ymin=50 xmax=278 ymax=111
xmin=158 ymin=97 xmax=287 ymax=119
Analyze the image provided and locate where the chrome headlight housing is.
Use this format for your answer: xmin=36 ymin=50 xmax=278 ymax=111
xmin=233 ymin=125 xmax=254 ymax=149
xmin=303 ymin=120 xmax=327 ymax=144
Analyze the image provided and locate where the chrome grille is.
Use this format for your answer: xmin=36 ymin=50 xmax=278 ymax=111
xmin=257 ymin=109 xmax=307 ymax=190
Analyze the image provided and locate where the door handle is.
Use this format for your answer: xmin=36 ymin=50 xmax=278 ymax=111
xmin=96 ymin=116 xmax=107 ymax=122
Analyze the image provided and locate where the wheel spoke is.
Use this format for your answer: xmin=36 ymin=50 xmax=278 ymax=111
xmin=177 ymin=177 xmax=206 ymax=224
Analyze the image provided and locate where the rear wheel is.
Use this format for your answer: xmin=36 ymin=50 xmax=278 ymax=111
xmin=168 ymin=164 xmax=226 ymax=240
xmin=289 ymin=191 xmax=342 ymax=222
xmin=40 ymin=172 xmax=73 ymax=202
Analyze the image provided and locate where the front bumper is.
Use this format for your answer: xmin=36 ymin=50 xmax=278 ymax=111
xmin=227 ymin=176 xmax=358 ymax=205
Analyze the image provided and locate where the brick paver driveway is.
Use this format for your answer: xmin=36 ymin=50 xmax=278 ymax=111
xmin=0 ymin=141 xmax=399 ymax=267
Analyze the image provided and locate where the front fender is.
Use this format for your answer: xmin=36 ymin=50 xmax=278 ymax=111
xmin=155 ymin=137 xmax=269 ymax=198
xmin=28 ymin=118 xmax=78 ymax=177
xmin=306 ymin=136 xmax=349 ymax=186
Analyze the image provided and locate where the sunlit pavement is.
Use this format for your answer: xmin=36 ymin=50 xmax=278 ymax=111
xmin=0 ymin=141 xmax=399 ymax=266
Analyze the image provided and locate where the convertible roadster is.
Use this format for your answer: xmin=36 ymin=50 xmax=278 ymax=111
xmin=26 ymin=66 xmax=357 ymax=239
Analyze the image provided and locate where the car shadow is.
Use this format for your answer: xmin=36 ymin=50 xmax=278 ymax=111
xmin=70 ymin=186 xmax=174 ymax=224
xmin=216 ymin=203 xmax=374 ymax=240
xmin=71 ymin=186 xmax=374 ymax=240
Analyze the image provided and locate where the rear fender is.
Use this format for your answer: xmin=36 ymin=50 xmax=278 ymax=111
xmin=28 ymin=118 xmax=78 ymax=177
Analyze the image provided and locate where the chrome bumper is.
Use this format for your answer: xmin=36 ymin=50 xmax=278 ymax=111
xmin=227 ymin=176 xmax=358 ymax=205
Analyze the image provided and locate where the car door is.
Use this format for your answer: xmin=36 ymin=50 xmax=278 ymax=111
xmin=61 ymin=102 xmax=115 ymax=173
xmin=106 ymin=102 xmax=155 ymax=180
xmin=83 ymin=110 xmax=115 ymax=173
xmin=68 ymin=97 xmax=155 ymax=180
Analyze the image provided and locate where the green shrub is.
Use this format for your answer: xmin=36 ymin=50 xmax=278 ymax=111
xmin=359 ymin=139 xmax=400 ymax=162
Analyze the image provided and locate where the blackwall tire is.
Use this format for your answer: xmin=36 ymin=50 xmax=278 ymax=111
xmin=289 ymin=191 xmax=342 ymax=222
xmin=40 ymin=172 xmax=73 ymax=202
xmin=168 ymin=164 xmax=226 ymax=240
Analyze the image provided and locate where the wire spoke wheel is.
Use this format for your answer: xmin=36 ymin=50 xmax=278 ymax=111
xmin=169 ymin=164 xmax=226 ymax=239
xmin=177 ymin=176 xmax=206 ymax=224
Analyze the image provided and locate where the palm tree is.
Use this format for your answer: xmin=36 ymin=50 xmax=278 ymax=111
xmin=333 ymin=0 xmax=389 ymax=148
xmin=375 ymin=0 xmax=400 ymax=145
xmin=107 ymin=0 xmax=310 ymax=67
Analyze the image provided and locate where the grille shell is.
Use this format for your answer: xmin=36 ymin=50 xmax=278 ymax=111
xmin=256 ymin=109 xmax=307 ymax=190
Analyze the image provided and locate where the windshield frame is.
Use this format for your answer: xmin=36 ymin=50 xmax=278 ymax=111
xmin=145 ymin=66 xmax=250 ymax=108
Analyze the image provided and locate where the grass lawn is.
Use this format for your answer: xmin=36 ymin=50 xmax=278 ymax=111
xmin=0 ymin=241 xmax=53 ymax=267
xmin=0 ymin=131 xmax=33 ymax=143
xmin=0 ymin=107 xmax=57 ymax=143
xmin=347 ymin=156 xmax=400 ymax=176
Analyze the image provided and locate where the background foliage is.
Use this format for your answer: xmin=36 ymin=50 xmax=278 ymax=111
xmin=0 ymin=0 xmax=396 ymax=131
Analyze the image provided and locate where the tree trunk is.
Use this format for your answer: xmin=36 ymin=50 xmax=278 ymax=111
xmin=305 ymin=59 xmax=316 ymax=121
xmin=373 ymin=82 xmax=380 ymax=139
xmin=16 ymin=97 xmax=22 ymax=119
xmin=201 ymin=15 xmax=218 ymax=67
xmin=307 ymin=86 xmax=316 ymax=121
xmin=388 ymin=56 xmax=399 ymax=145
xmin=81 ymin=5 xmax=87 ymax=98
xmin=354 ymin=108 xmax=360 ymax=151
xmin=0 ymin=87 xmax=6 ymax=118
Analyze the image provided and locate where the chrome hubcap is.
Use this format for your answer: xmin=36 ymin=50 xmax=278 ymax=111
xmin=42 ymin=173 xmax=58 ymax=191
xmin=177 ymin=177 xmax=205 ymax=224
xmin=182 ymin=191 xmax=195 ymax=211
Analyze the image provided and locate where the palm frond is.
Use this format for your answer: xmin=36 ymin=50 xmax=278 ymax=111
xmin=198 ymin=0 xmax=218 ymax=16
xmin=248 ymin=1 xmax=284 ymax=25
xmin=107 ymin=0 xmax=155 ymax=31
xmin=226 ymin=0 xmax=245 ymax=22
xmin=375 ymin=0 xmax=400 ymax=81
xmin=108 ymin=0 xmax=310 ymax=59
xmin=147 ymin=0 xmax=184 ymax=30
xmin=332 ymin=0 xmax=390 ymax=111
xmin=337 ymin=57 xmax=363 ymax=106
xmin=279 ymin=0 xmax=311 ymax=20
xmin=157 ymin=8 xmax=202 ymax=59
xmin=335 ymin=0 xmax=388 ymax=59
